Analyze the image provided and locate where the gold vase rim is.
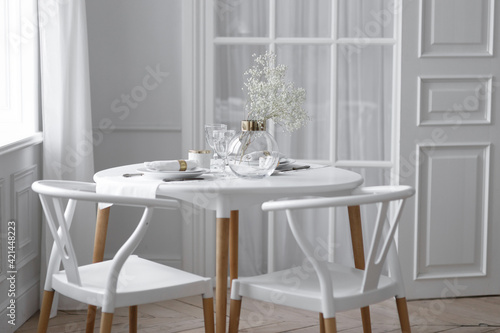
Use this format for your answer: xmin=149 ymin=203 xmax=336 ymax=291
xmin=241 ymin=120 xmax=266 ymax=131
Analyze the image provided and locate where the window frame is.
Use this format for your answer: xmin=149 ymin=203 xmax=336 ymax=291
xmin=0 ymin=0 xmax=40 ymax=147
xmin=204 ymin=0 xmax=402 ymax=175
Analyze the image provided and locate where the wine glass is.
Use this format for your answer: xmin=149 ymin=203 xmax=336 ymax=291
xmin=205 ymin=124 xmax=227 ymax=172
xmin=204 ymin=124 xmax=227 ymax=159
xmin=213 ymin=129 xmax=235 ymax=176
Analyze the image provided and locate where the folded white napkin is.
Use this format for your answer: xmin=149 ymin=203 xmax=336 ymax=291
xmin=144 ymin=160 xmax=198 ymax=171
xmin=242 ymin=151 xmax=285 ymax=162
xmin=97 ymin=176 xmax=163 ymax=209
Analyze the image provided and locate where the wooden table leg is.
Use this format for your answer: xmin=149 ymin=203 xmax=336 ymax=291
xmin=228 ymin=210 xmax=241 ymax=333
xmin=86 ymin=207 xmax=110 ymax=333
xmin=229 ymin=210 xmax=239 ymax=288
xmin=216 ymin=217 xmax=230 ymax=333
xmin=347 ymin=205 xmax=372 ymax=333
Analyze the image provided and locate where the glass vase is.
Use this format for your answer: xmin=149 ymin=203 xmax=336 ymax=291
xmin=228 ymin=120 xmax=280 ymax=179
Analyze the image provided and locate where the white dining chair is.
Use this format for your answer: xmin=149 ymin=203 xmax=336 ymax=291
xmin=32 ymin=180 xmax=214 ymax=333
xmin=228 ymin=185 xmax=415 ymax=333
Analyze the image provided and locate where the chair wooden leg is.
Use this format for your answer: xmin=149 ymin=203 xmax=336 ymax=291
xmin=216 ymin=217 xmax=230 ymax=333
xmin=228 ymin=298 xmax=242 ymax=333
xmin=348 ymin=205 xmax=372 ymax=333
xmin=129 ymin=305 xmax=138 ymax=333
xmin=396 ymin=297 xmax=411 ymax=333
xmin=99 ymin=312 xmax=114 ymax=333
xmin=360 ymin=306 xmax=372 ymax=333
xmin=319 ymin=313 xmax=325 ymax=333
xmin=324 ymin=317 xmax=337 ymax=333
xmin=86 ymin=305 xmax=98 ymax=333
xmin=203 ymin=297 xmax=215 ymax=333
xmin=229 ymin=210 xmax=239 ymax=290
xmin=37 ymin=290 xmax=55 ymax=333
xmin=87 ymin=207 xmax=111 ymax=333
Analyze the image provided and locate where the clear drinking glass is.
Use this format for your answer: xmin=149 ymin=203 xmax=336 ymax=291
xmin=204 ymin=124 xmax=227 ymax=158
xmin=213 ymin=129 xmax=236 ymax=176
xmin=205 ymin=124 xmax=227 ymax=172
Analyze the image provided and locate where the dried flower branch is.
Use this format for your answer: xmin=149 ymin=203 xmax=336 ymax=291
xmin=243 ymin=51 xmax=309 ymax=132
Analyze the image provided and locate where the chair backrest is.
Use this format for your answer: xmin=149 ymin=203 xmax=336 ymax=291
xmin=262 ymin=186 xmax=415 ymax=296
xmin=32 ymin=180 xmax=180 ymax=291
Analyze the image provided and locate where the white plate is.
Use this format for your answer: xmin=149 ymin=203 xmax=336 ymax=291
xmin=243 ymin=157 xmax=293 ymax=166
xmin=137 ymin=167 xmax=206 ymax=180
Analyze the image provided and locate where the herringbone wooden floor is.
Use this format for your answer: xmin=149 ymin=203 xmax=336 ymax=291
xmin=17 ymin=294 xmax=500 ymax=332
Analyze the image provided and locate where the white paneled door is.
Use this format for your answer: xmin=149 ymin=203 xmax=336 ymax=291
xmin=399 ymin=0 xmax=500 ymax=298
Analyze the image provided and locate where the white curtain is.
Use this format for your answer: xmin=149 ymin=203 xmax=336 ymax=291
xmin=214 ymin=0 xmax=393 ymax=275
xmin=39 ymin=0 xmax=95 ymax=309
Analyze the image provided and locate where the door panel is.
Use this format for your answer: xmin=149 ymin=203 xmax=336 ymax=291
xmin=400 ymin=0 xmax=500 ymax=298
xmin=420 ymin=0 xmax=494 ymax=57
xmin=418 ymin=76 xmax=492 ymax=125
xmin=416 ymin=144 xmax=489 ymax=279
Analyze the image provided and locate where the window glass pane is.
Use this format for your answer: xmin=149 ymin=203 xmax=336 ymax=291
xmin=215 ymin=0 xmax=269 ymax=37
xmin=275 ymin=45 xmax=331 ymax=160
xmin=1 ymin=0 xmax=22 ymax=124
xmin=337 ymin=45 xmax=393 ymax=161
xmin=276 ymin=0 xmax=331 ymax=38
xmin=214 ymin=45 xmax=267 ymax=130
xmin=338 ymin=0 xmax=394 ymax=38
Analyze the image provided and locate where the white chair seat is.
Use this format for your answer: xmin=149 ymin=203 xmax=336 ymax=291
xmin=52 ymin=255 xmax=212 ymax=309
xmin=235 ymin=262 xmax=398 ymax=313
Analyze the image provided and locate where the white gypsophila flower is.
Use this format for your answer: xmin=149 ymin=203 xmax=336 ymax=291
xmin=243 ymin=51 xmax=309 ymax=132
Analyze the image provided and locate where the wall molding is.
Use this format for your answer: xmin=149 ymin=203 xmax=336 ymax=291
xmin=419 ymin=0 xmax=495 ymax=58
xmin=414 ymin=142 xmax=490 ymax=280
xmin=11 ymin=165 xmax=39 ymax=269
xmin=417 ymin=75 xmax=493 ymax=126
xmin=0 ymin=280 xmax=39 ymax=332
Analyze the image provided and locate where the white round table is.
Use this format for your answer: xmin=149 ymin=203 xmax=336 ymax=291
xmin=93 ymin=164 xmax=364 ymax=333
xmin=94 ymin=163 xmax=363 ymax=214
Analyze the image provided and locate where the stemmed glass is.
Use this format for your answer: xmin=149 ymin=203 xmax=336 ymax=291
xmin=204 ymin=124 xmax=227 ymax=157
xmin=204 ymin=124 xmax=227 ymax=172
xmin=213 ymin=129 xmax=235 ymax=176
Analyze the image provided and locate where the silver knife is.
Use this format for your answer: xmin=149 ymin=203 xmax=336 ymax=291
xmin=279 ymin=165 xmax=310 ymax=172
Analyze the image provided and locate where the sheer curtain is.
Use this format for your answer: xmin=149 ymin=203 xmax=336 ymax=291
xmin=39 ymin=0 xmax=95 ymax=309
xmin=214 ymin=0 xmax=394 ymax=275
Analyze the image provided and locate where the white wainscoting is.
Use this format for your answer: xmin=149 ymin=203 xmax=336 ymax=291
xmin=0 ymin=142 xmax=42 ymax=332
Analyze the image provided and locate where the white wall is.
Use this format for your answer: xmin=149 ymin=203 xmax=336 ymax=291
xmin=86 ymin=0 xmax=184 ymax=267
